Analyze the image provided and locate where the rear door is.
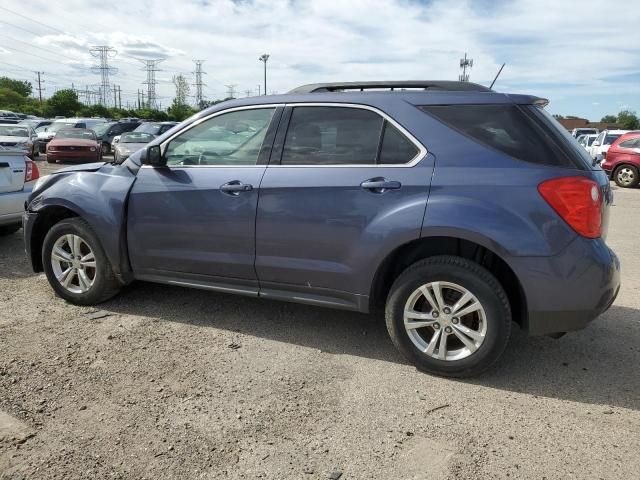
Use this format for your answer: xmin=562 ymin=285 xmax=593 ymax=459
xmin=0 ymin=152 xmax=25 ymax=193
xmin=255 ymin=104 xmax=432 ymax=302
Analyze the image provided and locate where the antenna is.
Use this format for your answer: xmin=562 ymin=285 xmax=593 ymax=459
xmin=489 ymin=63 xmax=506 ymax=90
xmin=459 ymin=52 xmax=473 ymax=82
xmin=90 ymin=45 xmax=118 ymax=106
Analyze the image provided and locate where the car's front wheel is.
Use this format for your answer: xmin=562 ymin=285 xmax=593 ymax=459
xmin=42 ymin=218 xmax=121 ymax=305
xmin=101 ymin=142 xmax=111 ymax=156
xmin=385 ymin=255 xmax=511 ymax=378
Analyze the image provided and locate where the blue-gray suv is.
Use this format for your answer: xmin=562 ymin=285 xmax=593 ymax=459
xmin=23 ymin=81 xmax=620 ymax=377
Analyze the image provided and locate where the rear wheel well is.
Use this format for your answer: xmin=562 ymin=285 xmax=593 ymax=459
xmin=370 ymin=236 xmax=527 ymax=329
xmin=30 ymin=206 xmax=78 ymax=272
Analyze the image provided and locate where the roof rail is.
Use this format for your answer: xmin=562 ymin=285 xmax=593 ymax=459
xmin=288 ymin=81 xmax=491 ymax=94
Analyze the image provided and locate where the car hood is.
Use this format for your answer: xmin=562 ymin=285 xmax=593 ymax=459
xmin=0 ymin=135 xmax=28 ymax=143
xmin=54 ymin=162 xmax=105 ymax=174
xmin=116 ymin=142 xmax=147 ymax=152
xmin=37 ymin=131 xmax=56 ymax=139
xmin=49 ymin=138 xmax=97 ymax=147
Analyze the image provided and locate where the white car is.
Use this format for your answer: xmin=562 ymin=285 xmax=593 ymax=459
xmin=0 ymin=124 xmax=38 ymax=158
xmin=577 ymin=134 xmax=598 ymax=151
xmin=589 ymin=130 xmax=631 ymax=162
xmin=571 ymin=127 xmax=598 ymax=138
xmin=0 ymin=148 xmax=39 ymax=234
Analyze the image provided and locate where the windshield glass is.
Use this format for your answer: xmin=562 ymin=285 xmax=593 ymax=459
xmin=92 ymin=123 xmax=115 ymax=135
xmin=604 ymin=134 xmax=621 ymax=145
xmin=0 ymin=126 xmax=29 ymax=137
xmin=56 ymin=129 xmax=97 ymax=140
xmin=135 ymin=123 xmax=162 ymax=135
xmin=120 ymin=132 xmax=154 ymax=144
xmin=49 ymin=122 xmax=78 ymax=133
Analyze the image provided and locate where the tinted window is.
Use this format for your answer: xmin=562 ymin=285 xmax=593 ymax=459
xmin=281 ymin=107 xmax=383 ymax=165
xmin=165 ymin=108 xmax=275 ymax=166
xmin=619 ymin=138 xmax=639 ymax=148
xmin=379 ymin=122 xmax=419 ymax=164
xmin=421 ymin=104 xmax=586 ymax=169
xmin=604 ymin=134 xmax=621 ymax=145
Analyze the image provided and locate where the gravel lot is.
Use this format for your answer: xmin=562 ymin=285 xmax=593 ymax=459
xmin=1 ymin=158 xmax=639 ymax=479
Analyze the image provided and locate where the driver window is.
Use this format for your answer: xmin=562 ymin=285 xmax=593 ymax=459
xmin=164 ymin=108 xmax=275 ymax=166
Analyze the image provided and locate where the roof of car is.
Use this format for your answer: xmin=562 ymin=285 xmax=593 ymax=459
xmin=288 ymin=80 xmax=491 ymax=93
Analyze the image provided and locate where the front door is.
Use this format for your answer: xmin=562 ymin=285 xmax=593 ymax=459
xmin=128 ymin=106 xmax=280 ymax=288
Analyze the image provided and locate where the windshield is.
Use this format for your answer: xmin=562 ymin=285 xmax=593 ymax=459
xmin=604 ymin=134 xmax=621 ymax=145
xmin=0 ymin=126 xmax=29 ymax=137
xmin=135 ymin=123 xmax=162 ymax=135
xmin=49 ymin=122 xmax=77 ymax=133
xmin=120 ymin=132 xmax=154 ymax=144
xmin=92 ymin=123 xmax=115 ymax=135
xmin=56 ymin=129 xmax=97 ymax=140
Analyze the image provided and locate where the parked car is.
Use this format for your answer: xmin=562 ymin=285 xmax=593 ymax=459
xmin=571 ymin=127 xmax=598 ymax=138
xmin=0 ymin=110 xmax=21 ymax=124
xmin=0 ymin=124 xmax=38 ymax=158
xmin=111 ymin=121 xmax=178 ymax=148
xmin=93 ymin=121 xmax=141 ymax=155
xmin=46 ymin=129 xmax=101 ymax=164
xmin=23 ymin=80 xmax=620 ymax=378
xmin=113 ymin=132 xmax=155 ymax=163
xmin=589 ymin=129 xmax=631 ymax=162
xmin=577 ymin=133 xmax=598 ymax=151
xmin=38 ymin=118 xmax=107 ymax=153
xmin=19 ymin=119 xmax=53 ymax=154
xmin=601 ymin=132 xmax=640 ymax=188
xmin=1 ymin=148 xmax=39 ymax=235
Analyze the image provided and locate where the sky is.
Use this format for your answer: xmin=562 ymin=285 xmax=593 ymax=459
xmin=0 ymin=0 xmax=639 ymax=119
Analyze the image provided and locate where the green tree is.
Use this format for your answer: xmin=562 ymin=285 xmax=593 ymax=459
xmin=617 ymin=110 xmax=639 ymax=130
xmin=0 ymin=87 xmax=26 ymax=109
xmin=47 ymin=89 xmax=82 ymax=117
xmin=0 ymin=76 xmax=32 ymax=97
xmin=600 ymin=115 xmax=617 ymax=123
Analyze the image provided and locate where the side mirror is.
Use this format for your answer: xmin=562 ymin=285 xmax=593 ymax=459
xmin=592 ymin=141 xmax=600 ymax=147
xmin=145 ymin=145 xmax=164 ymax=166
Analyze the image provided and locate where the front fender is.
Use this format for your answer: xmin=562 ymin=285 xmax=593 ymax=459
xmin=28 ymin=164 xmax=137 ymax=276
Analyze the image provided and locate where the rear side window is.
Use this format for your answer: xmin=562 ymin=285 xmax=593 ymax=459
xmin=420 ymin=104 xmax=589 ymax=169
xmin=379 ymin=122 xmax=419 ymax=164
xmin=619 ymin=138 xmax=640 ymax=148
xmin=282 ymin=107 xmax=383 ymax=165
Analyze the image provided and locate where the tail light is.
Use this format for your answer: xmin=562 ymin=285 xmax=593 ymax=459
xmin=25 ymin=159 xmax=40 ymax=183
xmin=538 ymin=176 xmax=601 ymax=238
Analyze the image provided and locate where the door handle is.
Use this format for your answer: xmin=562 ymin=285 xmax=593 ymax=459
xmin=220 ymin=180 xmax=253 ymax=195
xmin=360 ymin=178 xmax=402 ymax=193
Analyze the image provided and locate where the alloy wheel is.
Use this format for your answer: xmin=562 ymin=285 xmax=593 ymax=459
xmin=403 ymin=281 xmax=487 ymax=361
xmin=50 ymin=234 xmax=97 ymax=294
xmin=617 ymin=167 xmax=635 ymax=186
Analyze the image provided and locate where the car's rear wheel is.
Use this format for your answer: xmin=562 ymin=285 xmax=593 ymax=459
xmin=101 ymin=142 xmax=110 ymax=156
xmin=42 ymin=218 xmax=121 ymax=305
xmin=613 ymin=165 xmax=639 ymax=188
xmin=385 ymin=255 xmax=511 ymax=378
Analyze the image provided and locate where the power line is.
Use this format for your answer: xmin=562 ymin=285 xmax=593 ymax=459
xmin=225 ymin=84 xmax=237 ymax=99
xmin=139 ymin=59 xmax=164 ymax=110
xmin=90 ymin=45 xmax=118 ymax=106
xmin=192 ymin=59 xmax=206 ymax=107
xmin=0 ymin=6 xmax=67 ymax=35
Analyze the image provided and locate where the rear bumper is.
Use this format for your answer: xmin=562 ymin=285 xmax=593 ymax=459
xmin=511 ymin=237 xmax=621 ymax=335
xmin=0 ymin=183 xmax=32 ymax=227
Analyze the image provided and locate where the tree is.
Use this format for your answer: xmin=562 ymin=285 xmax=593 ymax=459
xmin=0 ymin=76 xmax=32 ymax=97
xmin=600 ymin=115 xmax=617 ymax=123
xmin=47 ymin=89 xmax=82 ymax=117
xmin=0 ymin=87 xmax=26 ymax=109
xmin=617 ymin=110 xmax=639 ymax=130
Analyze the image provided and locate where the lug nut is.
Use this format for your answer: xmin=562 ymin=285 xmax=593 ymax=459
xmin=432 ymin=311 xmax=439 ymax=318
xmin=433 ymin=323 xmax=440 ymax=329
xmin=443 ymin=307 xmax=451 ymax=314
xmin=452 ymin=317 xmax=459 ymax=324
xmin=445 ymin=326 xmax=452 ymax=333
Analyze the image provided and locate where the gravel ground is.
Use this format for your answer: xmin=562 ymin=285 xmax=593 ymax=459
xmin=1 ymin=158 xmax=639 ymax=479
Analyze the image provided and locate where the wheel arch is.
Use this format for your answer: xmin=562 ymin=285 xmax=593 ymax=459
xmin=369 ymin=235 xmax=528 ymax=330
xmin=28 ymin=204 xmax=80 ymax=272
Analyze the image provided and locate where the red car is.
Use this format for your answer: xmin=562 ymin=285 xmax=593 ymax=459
xmin=46 ymin=128 xmax=101 ymax=164
xmin=601 ymin=132 xmax=640 ymax=188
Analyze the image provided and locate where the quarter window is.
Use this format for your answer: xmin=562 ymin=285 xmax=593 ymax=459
xmin=619 ymin=138 xmax=640 ymax=148
xmin=164 ymin=108 xmax=275 ymax=166
xmin=379 ymin=122 xmax=420 ymax=164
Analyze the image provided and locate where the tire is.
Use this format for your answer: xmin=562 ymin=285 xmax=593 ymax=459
xmin=0 ymin=224 xmax=21 ymax=236
xmin=613 ymin=164 xmax=639 ymax=188
xmin=46 ymin=156 xmax=55 ymax=164
xmin=42 ymin=218 xmax=121 ymax=305
xmin=101 ymin=142 xmax=110 ymax=156
xmin=385 ymin=255 xmax=512 ymax=378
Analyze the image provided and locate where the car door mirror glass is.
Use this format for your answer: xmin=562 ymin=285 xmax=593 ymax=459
xmin=146 ymin=145 xmax=164 ymax=166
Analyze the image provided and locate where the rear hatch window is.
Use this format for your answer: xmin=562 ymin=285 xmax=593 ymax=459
xmin=420 ymin=104 xmax=593 ymax=170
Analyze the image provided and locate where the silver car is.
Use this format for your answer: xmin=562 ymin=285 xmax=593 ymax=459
xmin=113 ymin=132 xmax=155 ymax=163
xmin=0 ymin=148 xmax=39 ymax=234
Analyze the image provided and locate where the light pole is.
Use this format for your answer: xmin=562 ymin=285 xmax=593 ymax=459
xmin=259 ymin=54 xmax=269 ymax=96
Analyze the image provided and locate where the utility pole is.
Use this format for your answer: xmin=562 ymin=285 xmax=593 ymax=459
xmin=139 ymin=59 xmax=163 ymax=110
xmin=257 ymin=84 xmax=260 ymax=96
xmin=141 ymin=90 xmax=146 ymax=109
xmin=34 ymin=71 xmax=44 ymax=104
xmin=258 ymin=54 xmax=269 ymax=96
xmin=90 ymin=45 xmax=118 ymax=106
xmin=459 ymin=52 xmax=473 ymax=82
xmin=113 ymin=86 xmax=117 ymax=108
xmin=118 ymin=85 xmax=122 ymax=109
xmin=244 ymin=89 xmax=252 ymax=97
xmin=225 ymin=84 xmax=237 ymax=99
xmin=192 ymin=60 xmax=206 ymax=107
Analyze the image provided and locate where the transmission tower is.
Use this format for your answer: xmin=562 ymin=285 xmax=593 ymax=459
xmin=90 ymin=46 xmax=118 ymax=106
xmin=192 ymin=60 xmax=206 ymax=107
xmin=139 ymin=59 xmax=164 ymax=110
xmin=225 ymin=84 xmax=237 ymax=99
xmin=459 ymin=52 xmax=473 ymax=82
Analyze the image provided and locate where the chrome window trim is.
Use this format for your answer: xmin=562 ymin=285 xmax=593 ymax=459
xmin=273 ymin=102 xmax=427 ymax=168
xmin=141 ymin=102 xmax=427 ymax=169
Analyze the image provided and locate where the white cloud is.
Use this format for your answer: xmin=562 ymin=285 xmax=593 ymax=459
xmin=0 ymin=0 xmax=638 ymax=116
